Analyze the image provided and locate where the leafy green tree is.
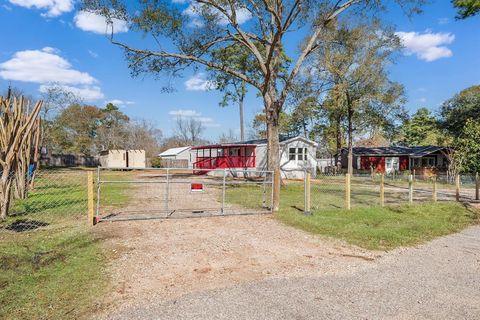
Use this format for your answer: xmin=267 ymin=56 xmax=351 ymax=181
xmin=399 ymin=108 xmax=444 ymax=146
xmin=454 ymin=119 xmax=480 ymax=173
xmin=453 ymin=0 xmax=480 ymax=19
xmin=440 ymin=85 xmax=480 ymax=137
xmin=251 ymin=111 xmax=292 ymax=139
xmin=97 ymin=103 xmax=130 ymax=151
xmin=83 ymin=0 xmax=423 ymax=211
xmin=50 ymin=104 xmax=103 ymax=156
xmin=314 ymin=21 xmax=405 ymax=173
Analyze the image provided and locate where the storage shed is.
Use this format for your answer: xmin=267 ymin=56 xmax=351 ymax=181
xmin=99 ymin=150 xmax=146 ymax=168
xmin=158 ymin=146 xmax=192 ymax=168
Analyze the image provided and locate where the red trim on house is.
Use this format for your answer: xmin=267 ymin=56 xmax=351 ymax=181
xmin=193 ymin=145 xmax=257 ymax=172
xmin=360 ymin=156 xmax=385 ymax=172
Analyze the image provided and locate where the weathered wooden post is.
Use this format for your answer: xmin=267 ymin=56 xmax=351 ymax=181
xmin=304 ymin=170 xmax=311 ymax=215
xmin=371 ymin=167 xmax=374 ymax=181
xmin=87 ymin=171 xmax=94 ymax=226
xmin=455 ymin=174 xmax=461 ymax=202
xmin=475 ymin=172 xmax=479 ymax=201
xmin=408 ymin=174 xmax=413 ymax=204
xmin=413 ymin=169 xmax=416 ymax=182
xmin=432 ymin=175 xmax=437 ymax=202
xmin=380 ymin=173 xmax=385 ymax=207
xmin=345 ymin=173 xmax=351 ymax=210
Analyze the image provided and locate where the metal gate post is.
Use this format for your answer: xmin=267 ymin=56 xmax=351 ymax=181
xmin=95 ymin=167 xmax=101 ymax=220
xmin=165 ymin=168 xmax=170 ymax=213
xmin=221 ymin=169 xmax=226 ymax=214
xmin=262 ymin=172 xmax=267 ymax=208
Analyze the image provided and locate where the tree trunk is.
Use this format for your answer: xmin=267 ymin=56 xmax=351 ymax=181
xmin=264 ymin=90 xmax=281 ymax=212
xmin=239 ymin=91 xmax=245 ymax=142
xmin=0 ymin=169 xmax=13 ymax=219
xmin=334 ymin=117 xmax=342 ymax=170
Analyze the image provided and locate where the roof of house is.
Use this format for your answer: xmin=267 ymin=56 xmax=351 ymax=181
xmin=191 ymin=135 xmax=317 ymax=150
xmin=159 ymin=146 xmax=191 ymax=157
xmin=346 ymin=146 xmax=450 ymax=157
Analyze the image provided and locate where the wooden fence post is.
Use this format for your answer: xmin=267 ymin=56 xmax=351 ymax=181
xmin=345 ymin=173 xmax=351 ymax=210
xmin=408 ymin=174 xmax=413 ymax=204
xmin=475 ymin=172 xmax=479 ymax=201
xmin=87 ymin=171 xmax=94 ymax=226
xmin=304 ymin=170 xmax=311 ymax=215
xmin=455 ymin=174 xmax=460 ymax=202
xmin=380 ymin=173 xmax=385 ymax=207
xmin=432 ymin=176 xmax=437 ymax=202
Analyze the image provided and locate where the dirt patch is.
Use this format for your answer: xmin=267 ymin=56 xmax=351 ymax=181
xmin=94 ymin=214 xmax=379 ymax=316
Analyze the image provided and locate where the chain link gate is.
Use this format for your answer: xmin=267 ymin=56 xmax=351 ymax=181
xmin=95 ymin=167 xmax=274 ymax=222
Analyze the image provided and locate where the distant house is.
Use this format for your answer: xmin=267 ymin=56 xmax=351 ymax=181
xmin=99 ymin=150 xmax=146 ymax=168
xmin=339 ymin=146 xmax=451 ymax=174
xmin=159 ymin=146 xmax=192 ymax=168
xmin=192 ymin=136 xmax=317 ymax=178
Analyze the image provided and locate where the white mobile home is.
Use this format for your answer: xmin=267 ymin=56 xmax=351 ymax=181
xmin=191 ymin=136 xmax=317 ymax=178
xmin=99 ymin=150 xmax=146 ymax=168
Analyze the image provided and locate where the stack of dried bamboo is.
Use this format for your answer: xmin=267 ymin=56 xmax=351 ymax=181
xmin=0 ymin=96 xmax=42 ymax=219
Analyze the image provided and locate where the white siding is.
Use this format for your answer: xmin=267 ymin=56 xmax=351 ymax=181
xmin=254 ymin=137 xmax=317 ymax=179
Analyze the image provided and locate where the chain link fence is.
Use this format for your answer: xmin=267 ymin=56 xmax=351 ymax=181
xmin=0 ymin=169 xmax=88 ymax=233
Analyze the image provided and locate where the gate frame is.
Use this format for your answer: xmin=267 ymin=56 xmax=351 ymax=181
xmin=94 ymin=167 xmax=274 ymax=222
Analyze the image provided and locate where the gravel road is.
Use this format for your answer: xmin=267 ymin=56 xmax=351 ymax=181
xmin=103 ymin=225 xmax=480 ymax=320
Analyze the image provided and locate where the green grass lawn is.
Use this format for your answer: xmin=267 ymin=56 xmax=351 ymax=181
xmin=227 ymin=183 xmax=478 ymax=251
xmin=0 ymin=168 xmax=132 ymax=319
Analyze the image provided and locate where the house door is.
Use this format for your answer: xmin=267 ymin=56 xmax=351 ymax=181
xmin=385 ymin=157 xmax=399 ymax=174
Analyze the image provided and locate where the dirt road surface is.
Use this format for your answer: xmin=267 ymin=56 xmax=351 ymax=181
xmin=94 ymin=215 xmax=480 ymax=320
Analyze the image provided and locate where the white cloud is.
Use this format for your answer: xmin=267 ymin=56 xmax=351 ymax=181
xmin=88 ymin=50 xmax=99 ymax=58
xmin=183 ymin=3 xmax=251 ymax=26
xmin=74 ymin=11 xmax=128 ymax=34
xmin=106 ymin=99 xmax=135 ymax=108
xmin=40 ymin=84 xmax=104 ymax=102
xmin=0 ymin=47 xmax=97 ymax=85
xmin=8 ymin=0 xmax=74 ymax=17
xmin=184 ymin=74 xmax=215 ymax=91
xmin=396 ymin=31 xmax=455 ymax=62
xmin=0 ymin=48 xmax=104 ymax=102
xmin=438 ymin=18 xmax=450 ymax=25
xmin=169 ymin=109 xmax=220 ymax=127
xmin=418 ymin=97 xmax=427 ymax=103
xmin=169 ymin=109 xmax=201 ymax=117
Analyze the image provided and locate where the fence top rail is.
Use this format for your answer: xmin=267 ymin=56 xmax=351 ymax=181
xmin=97 ymin=166 xmax=274 ymax=174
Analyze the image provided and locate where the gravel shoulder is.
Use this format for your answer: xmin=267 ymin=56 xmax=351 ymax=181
xmin=100 ymin=224 xmax=480 ymax=320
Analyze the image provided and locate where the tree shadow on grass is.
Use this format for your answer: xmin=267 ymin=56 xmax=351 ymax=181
xmin=1 ymin=219 xmax=49 ymax=232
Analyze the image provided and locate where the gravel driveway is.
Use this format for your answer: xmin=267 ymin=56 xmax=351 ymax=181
xmin=99 ymin=224 xmax=480 ymax=320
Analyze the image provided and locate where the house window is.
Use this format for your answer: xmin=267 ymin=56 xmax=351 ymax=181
xmin=421 ymin=157 xmax=435 ymax=167
xmin=297 ymin=148 xmax=304 ymax=161
xmin=289 ymin=148 xmax=308 ymax=161
xmin=289 ymin=148 xmax=296 ymax=160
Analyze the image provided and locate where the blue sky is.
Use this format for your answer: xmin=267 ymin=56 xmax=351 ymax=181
xmin=0 ymin=0 xmax=479 ymax=140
